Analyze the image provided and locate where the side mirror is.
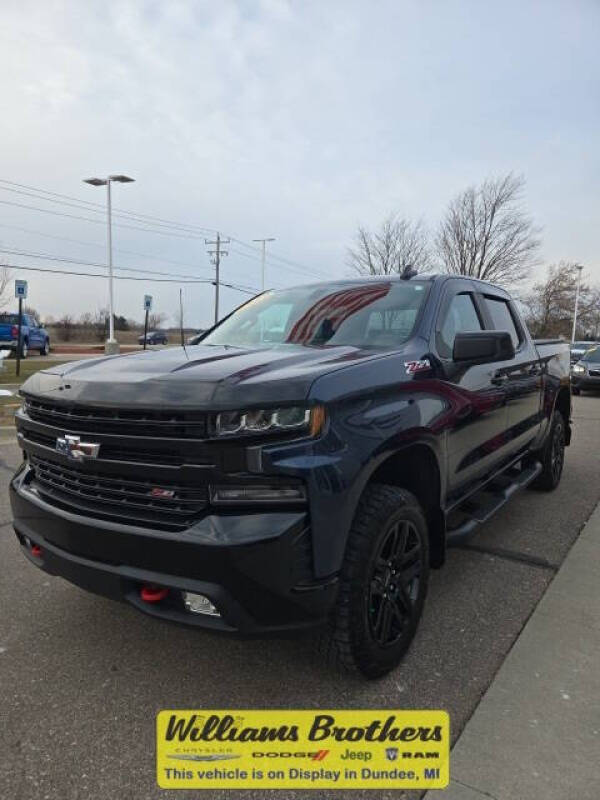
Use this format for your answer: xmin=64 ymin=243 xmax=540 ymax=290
xmin=453 ymin=331 xmax=515 ymax=364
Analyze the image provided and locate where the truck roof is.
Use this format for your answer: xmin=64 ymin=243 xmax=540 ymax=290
xmin=294 ymin=272 xmax=510 ymax=298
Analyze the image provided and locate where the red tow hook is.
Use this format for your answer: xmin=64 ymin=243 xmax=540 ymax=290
xmin=30 ymin=544 xmax=43 ymax=557
xmin=140 ymin=584 xmax=169 ymax=604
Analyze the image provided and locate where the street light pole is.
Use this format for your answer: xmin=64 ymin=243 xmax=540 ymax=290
xmin=84 ymin=174 xmax=135 ymax=354
xmin=106 ymin=178 xmax=115 ymax=345
xmin=252 ymin=238 xmax=275 ymax=291
xmin=571 ymin=264 xmax=584 ymax=344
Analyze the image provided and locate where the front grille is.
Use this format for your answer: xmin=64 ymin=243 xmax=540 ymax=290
xmin=23 ymin=396 xmax=208 ymax=439
xmin=21 ymin=428 xmax=209 ymax=467
xmin=30 ymin=455 xmax=208 ymax=531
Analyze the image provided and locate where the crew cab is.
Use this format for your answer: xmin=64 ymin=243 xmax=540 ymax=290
xmin=9 ymin=274 xmax=571 ymax=677
xmin=0 ymin=312 xmax=50 ymax=358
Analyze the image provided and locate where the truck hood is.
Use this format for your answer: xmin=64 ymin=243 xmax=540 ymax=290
xmin=22 ymin=343 xmax=392 ymax=409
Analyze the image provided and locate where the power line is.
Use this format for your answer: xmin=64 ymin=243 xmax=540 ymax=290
xmin=2 ymin=263 xmax=257 ymax=293
xmin=0 ymin=198 xmax=209 ymax=240
xmin=0 ymin=180 xmax=217 ymax=236
xmin=0 ymin=177 xmax=328 ymax=277
xmin=0 ymin=220 xmax=211 ymax=272
xmin=0 ymin=247 xmax=207 ymax=281
xmin=0 ymin=177 xmax=331 ymax=282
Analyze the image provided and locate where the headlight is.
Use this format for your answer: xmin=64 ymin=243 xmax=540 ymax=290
xmin=215 ymin=405 xmax=325 ymax=437
xmin=572 ymin=364 xmax=585 ymax=374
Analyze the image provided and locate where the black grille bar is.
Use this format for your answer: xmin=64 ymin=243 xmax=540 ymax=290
xmin=30 ymin=455 xmax=208 ymax=531
xmin=23 ymin=396 xmax=208 ymax=439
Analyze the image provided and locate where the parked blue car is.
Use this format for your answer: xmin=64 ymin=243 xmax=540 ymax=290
xmin=0 ymin=312 xmax=50 ymax=358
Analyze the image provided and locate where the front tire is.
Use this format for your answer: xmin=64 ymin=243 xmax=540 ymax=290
xmin=317 ymin=485 xmax=429 ymax=678
xmin=572 ymin=387 xmax=581 ymax=396
xmin=531 ymin=409 xmax=566 ymax=491
xmin=40 ymin=338 xmax=50 ymax=356
xmin=20 ymin=339 xmax=28 ymax=359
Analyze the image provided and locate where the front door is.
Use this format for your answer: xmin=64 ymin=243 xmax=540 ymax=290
xmin=431 ymin=281 xmax=511 ymax=498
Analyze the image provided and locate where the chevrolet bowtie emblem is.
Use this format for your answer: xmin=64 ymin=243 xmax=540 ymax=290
xmin=56 ymin=434 xmax=100 ymax=461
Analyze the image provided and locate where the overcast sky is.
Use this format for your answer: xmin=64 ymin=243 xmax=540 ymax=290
xmin=1 ymin=0 xmax=598 ymax=328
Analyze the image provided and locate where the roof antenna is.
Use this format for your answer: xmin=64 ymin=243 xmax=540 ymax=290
xmin=400 ymin=263 xmax=417 ymax=280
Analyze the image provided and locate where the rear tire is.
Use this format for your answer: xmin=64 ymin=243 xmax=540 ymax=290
xmin=531 ymin=409 xmax=566 ymax=491
xmin=20 ymin=340 xmax=28 ymax=359
xmin=316 ymin=485 xmax=429 ymax=678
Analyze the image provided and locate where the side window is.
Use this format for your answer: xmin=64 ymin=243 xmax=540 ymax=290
xmin=437 ymin=293 xmax=482 ymax=358
xmin=485 ymin=297 xmax=520 ymax=349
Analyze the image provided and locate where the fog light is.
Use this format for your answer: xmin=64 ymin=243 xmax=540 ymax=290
xmin=182 ymin=592 xmax=220 ymax=617
xmin=210 ymin=485 xmax=306 ymax=504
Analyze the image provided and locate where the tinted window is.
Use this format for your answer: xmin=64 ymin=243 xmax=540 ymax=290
xmin=203 ymin=282 xmax=430 ymax=349
xmin=437 ymin=293 xmax=482 ymax=358
xmin=486 ymin=297 xmax=520 ymax=348
xmin=582 ymin=346 xmax=600 ymax=363
xmin=0 ymin=314 xmax=19 ymax=325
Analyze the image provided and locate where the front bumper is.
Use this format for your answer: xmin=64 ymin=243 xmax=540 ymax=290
xmin=10 ymin=468 xmax=338 ymax=634
xmin=572 ymin=373 xmax=600 ymax=390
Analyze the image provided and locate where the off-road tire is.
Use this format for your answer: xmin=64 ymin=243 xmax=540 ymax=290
xmin=531 ymin=409 xmax=566 ymax=491
xmin=316 ymin=485 xmax=429 ymax=679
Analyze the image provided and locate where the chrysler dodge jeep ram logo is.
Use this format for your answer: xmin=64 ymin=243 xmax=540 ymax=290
xmin=56 ymin=435 xmax=100 ymax=461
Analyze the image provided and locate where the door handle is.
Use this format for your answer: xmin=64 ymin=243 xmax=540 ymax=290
xmin=491 ymin=372 xmax=508 ymax=386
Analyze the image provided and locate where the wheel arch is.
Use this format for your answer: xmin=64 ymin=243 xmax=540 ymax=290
xmin=364 ymin=442 xmax=446 ymax=568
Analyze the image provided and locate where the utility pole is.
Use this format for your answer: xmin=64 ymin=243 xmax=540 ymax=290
xmin=571 ymin=264 xmax=584 ymax=343
xmin=205 ymin=233 xmax=229 ymax=324
xmin=252 ymin=237 xmax=275 ymax=291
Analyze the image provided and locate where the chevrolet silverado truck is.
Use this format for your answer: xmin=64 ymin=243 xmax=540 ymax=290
xmin=10 ymin=274 xmax=571 ymax=677
xmin=0 ymin=311 xmax=50 ymax=358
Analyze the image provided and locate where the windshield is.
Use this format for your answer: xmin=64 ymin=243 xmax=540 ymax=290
xmin=581 ymin=346 xmax=600 ymax=363
xmin=202 ymin=281 xmax=430 ymax=349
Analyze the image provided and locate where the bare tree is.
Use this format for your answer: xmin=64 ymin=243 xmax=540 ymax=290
xmin=92 ymin=308 xmax=109 ymax=342
xmin=148 ymin=311 xmax=167 ymax=330
xmin=436 ymin=173 xmax=540 ymax=286
xmin=57 ymin=314 xmax=75 ymax=341
xmin=347 ymin=214 xmax=431 ymax=276
xmin=524 ymin=262 xmax=599 ymax=339
xmin=0 ymin=264 xmax=13 ymax=309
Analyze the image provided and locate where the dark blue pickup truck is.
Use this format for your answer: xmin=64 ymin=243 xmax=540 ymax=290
xmin=0 ymin=312 xmax=50 ymax=358
xmin=10 ymin=273 xmax=571 ymax=677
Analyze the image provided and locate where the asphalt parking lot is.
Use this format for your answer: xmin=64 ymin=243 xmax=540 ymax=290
xmin=1 ymin=395 xmax=599 ymax=800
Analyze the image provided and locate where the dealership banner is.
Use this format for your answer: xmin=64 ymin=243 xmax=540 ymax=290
xmin=156 ymin=710 xmax=449 ymax=790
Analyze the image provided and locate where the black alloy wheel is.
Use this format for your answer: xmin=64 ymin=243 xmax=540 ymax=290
xmin=368 ymin=519 xmax=422 ymax=646
xmin=316 ymin=485 xmax=429 ymax=678
xmin=531 ymin=409 xmax=566 ymax=491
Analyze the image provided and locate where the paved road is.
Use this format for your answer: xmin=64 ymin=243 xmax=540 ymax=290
xmin=1 ymin=396 xmax=599 ymax=800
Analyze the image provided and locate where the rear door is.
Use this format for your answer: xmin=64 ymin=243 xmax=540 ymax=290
xmin=479 ymin=293 xmax=542 ymax=456
xmin=431 ymin=280 xmax=511 ymax=497
xmin=24 ymin=315 xmax=40 ymax=348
